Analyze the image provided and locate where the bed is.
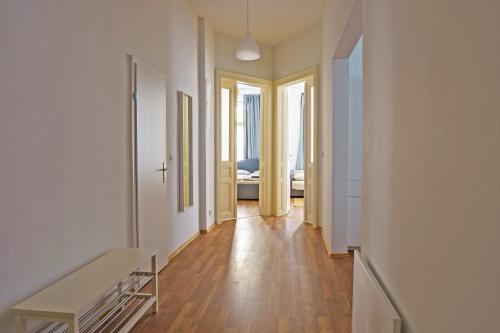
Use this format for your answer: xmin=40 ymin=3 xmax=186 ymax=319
xmin=291 ymin=170 xmax=304 ymax=198
xmin=237 ymin=159 xmax=259 ymax=200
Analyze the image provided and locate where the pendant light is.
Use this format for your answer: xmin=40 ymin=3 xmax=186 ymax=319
xmin=235 ymin=0 xmax=261 ymax=61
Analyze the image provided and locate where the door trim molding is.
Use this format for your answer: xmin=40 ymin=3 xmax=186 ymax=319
xmin=215 ymin=70 xmax=273 ymax=224
xmin=274 ymin=66 xmax=319 ymax=227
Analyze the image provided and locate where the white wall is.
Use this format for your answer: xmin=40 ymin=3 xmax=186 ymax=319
xmin=273 ymin=26 xmax=322 ymax=79
xmin=215 ymin=26 xmax=321 ymax=81
xmin=215 ymin=33 xmax=274 ymax=79
xmin=320 ymin=0 xmax=358 ymax=253
xmin=362 ymin=0 xmax=500 ymax=332
xmin=0 ymin=0 xmax=200 ymax=331
xmin=164 ymin=0 xmax=200 ymax=262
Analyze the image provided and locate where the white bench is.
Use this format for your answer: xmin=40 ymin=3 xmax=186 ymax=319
xmin=13 ymin=248 xmax=159 ymax=333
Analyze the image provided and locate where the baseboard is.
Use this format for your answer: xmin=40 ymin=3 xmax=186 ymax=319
xmin=317 ymin=226 xmax=332 ymax=256
xmin=330 ymin=252 xmax=351 ymax=258
xmin=219 ymin=217 xmax=237 ymax=223
xmin=200 ymin=222 xmax=216 ymax=234
xmin=168 ymin=231 xmax=200 ymax=261
xmin=316 ymin=226 xmax=353 ymax=258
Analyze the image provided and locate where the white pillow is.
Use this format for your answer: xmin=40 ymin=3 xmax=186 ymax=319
xmin=237 ymin=169 xmax=250 ymax=175
xmin=293 ymin=171 xmax=305 ymax=181
xmin=250 ymin=170 xmax=260 ymax=178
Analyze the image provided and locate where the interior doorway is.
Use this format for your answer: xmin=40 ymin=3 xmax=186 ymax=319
xmin=275 ymin=67 xmax=319 ymax=226
xmin=215 ymin=71 xmax=273 ymax=223
xmin=235 ymin=83 xmax=261 ymax=219
xmin=331 ymin=36 xmax=363 ymax=253
xmin=286 ymin=81 xmax=306 ymax=217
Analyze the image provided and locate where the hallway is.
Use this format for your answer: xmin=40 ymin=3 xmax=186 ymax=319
xmin=132 ymin=216 xmax=353 ymax=332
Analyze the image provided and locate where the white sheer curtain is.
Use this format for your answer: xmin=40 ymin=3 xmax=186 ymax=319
xmin=243 ymin=94 xmax=260 ymax=159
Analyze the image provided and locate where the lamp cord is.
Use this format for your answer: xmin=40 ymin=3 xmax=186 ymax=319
xmin=246 ymin=0 xmax=250 ymax=33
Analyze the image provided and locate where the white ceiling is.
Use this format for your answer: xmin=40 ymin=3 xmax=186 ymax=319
xmin=187 ymin=0 xmax=325 ymax=46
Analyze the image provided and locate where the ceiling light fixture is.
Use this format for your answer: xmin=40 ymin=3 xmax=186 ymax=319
xmin=235 ymin=0 xmax=261 ymax=61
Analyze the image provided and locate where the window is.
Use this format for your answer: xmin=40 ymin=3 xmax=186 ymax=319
xmin=236 ymin=83 xmax=261 ymax=161
xmin=310 ymin=86 xmax=314 ymax=163
xmin=221 ymin=88 xmax=230 ymax=161
xmin=236 ymin=93 xmax=245 ymax=161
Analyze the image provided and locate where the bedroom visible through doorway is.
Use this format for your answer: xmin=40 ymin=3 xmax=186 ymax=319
xmin=236 ymin=83 xmax=261 ymax=219
xmin=286 ymin=81 xmax=306 ymax=218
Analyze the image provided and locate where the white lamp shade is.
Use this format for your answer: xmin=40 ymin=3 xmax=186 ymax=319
xmin=235 ymin=32 xmax=261 ymax=61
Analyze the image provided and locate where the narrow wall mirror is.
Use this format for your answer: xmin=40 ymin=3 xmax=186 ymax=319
xmin=177 ymin=91 xmax=193 ymax=211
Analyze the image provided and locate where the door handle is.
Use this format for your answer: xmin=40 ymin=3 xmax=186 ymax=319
xmin=157 ymin=162 xmax=167 ymax=183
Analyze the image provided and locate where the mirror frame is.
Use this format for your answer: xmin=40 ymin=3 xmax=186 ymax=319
xmin=177 ymin=91 xmax=194 ymax=211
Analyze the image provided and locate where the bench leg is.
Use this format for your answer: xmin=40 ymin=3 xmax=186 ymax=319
xmin=67 ymin=317 xmax=79 ymax=333
xmin=151 ymin=254 xmax=159 ymax=313
xmin=16 ymin=315 xmax=27 ymax=333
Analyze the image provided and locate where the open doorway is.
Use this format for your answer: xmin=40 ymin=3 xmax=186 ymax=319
xmin=331 ymin=36 xmax=363 ymax=253
xmin=286 ymin=82 xmax=306 ymax=219
xmin=236 ymin=83 xmax=261 ymax=219
xmin=215 ymin=71 xmax=273 ymax=223
xmin=275 ymin=67 xmax=318 ymax=226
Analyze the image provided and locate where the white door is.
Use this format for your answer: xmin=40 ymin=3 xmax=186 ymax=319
xmin=275 ymin=85 xmax=291 ymax=216
xmin=285 ymin=89 xmax=291 ymax=214
xmin=281 ymin=88 xmax=290 ymax=214
xmin=134 ymin=62 xmax=169 ymax=266
xmin=304 ymin=81 xmax=316 ymax=226
xmin=218 ymin=79 xmax=236 ymax=221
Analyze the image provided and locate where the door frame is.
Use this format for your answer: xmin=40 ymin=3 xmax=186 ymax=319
xmin=274 ymin=66 xmax=319 ymax=227
xmin=215 ymin=70 xmax=273 ymax=223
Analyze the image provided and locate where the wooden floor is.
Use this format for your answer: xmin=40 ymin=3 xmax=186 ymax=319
xmin=237 ymin=199 xmax=305 ymax=221
xmin=237 ymin=200 xmax=261 ymax=219
xmin=132 ymin=212 xmax=353 ymax=332
xmin=287 ymin=198 xmax=305 ymax=222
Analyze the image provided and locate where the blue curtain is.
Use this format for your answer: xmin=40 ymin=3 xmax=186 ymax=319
xmin=296 ymin=93 xmax=305 ymax=170
xmin=244 ymin=94 xmax=260 ymax=159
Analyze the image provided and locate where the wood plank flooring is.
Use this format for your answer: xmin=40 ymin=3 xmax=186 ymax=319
xmin=237 ymin=200 xmax=261 ymax=219
xmin=131 ymin=212 xmax=353 ymax=332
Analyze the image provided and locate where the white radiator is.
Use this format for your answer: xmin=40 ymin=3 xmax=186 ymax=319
xmin=352 ymin=251 xmax=401 ymax=333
